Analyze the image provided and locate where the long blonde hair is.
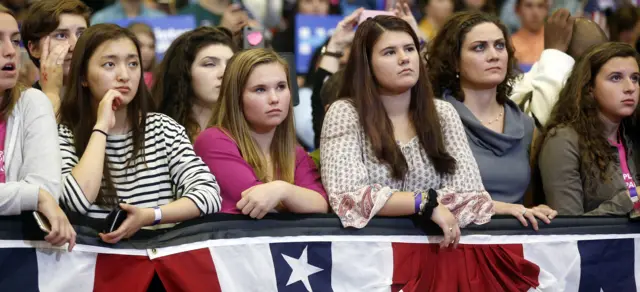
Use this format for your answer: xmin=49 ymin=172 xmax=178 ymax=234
xmin=0 ymin=5 xmax=22 ymax=121
xmin=209 ymin=49 xmax=296 ymax=183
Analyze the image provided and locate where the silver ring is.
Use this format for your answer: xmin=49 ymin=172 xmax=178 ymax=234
xmin=522 ymin=208 xmax=527 ymax=215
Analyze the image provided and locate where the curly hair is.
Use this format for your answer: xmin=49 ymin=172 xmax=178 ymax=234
xmin=426 ymin=11 xmax=519 ymax=103
xmin=151 ymin=26 xmax=236 ymax=142
xmin=537 ymin=42 xmax=640 ymax=187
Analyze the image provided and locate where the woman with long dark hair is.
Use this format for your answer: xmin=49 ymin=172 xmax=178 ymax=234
xmin=152 ymin=26 xmax=236 ymax=142
xmin=538 ymin=42 xmax=640 ymax=216
xmin=58 ymin=24 xmax=221 ymax=244
xmin=321 ymin=16 xmax=494 ymax=248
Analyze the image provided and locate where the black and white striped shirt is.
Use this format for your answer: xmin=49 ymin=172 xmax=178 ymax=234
xmin=59 ymin=113 xmax=221 ymax=219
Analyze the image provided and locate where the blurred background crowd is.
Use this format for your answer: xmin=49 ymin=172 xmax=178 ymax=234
xmin=2 ymin=0 xmax=640 ymax=150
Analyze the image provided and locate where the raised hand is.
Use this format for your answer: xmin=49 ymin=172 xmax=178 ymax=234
xmin=544 ymin=9 xmax=574 ymax=53
xmin=326 ymin=8 xmax=364 ymax=53
xmin=220 ymin=4 xmax=250 ymax=33
xmin=393 ymin=1 xmax=424 ymax=41
xmin=39 ymin=36 xmax=69 ymax=110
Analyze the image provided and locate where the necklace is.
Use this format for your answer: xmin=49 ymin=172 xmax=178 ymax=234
xmin=481 ymin=106 xmax=504 ymax=125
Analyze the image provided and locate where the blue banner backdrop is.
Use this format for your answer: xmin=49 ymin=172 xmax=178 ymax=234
xmin=112 ymin=15 xmax=196 ymax=61
xmin=295 ymin=14 xmax=342 ymax=74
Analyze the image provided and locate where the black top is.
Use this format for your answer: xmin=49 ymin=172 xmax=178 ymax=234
xmin=311 ymin=68 xmax=333 ymax=148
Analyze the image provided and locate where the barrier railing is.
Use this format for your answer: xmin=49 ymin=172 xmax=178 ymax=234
xmin=1 ymin=213 xmax=639 ymax=292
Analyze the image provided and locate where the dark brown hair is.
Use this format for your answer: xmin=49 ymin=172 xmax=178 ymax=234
xmin=455 ymin=0 xmax=496 ymax=14
xmin=20 ymin=0 xmax=91 ymax=68
xmin=607 ymin=4 xmax=639 ymax=42
xmin=152 ymin=26 xmax=236 ymax=142
xmin=340 ymin=15 xmax=455 ymax=179
xmin=0 ymin=5 xmax=22 ymax=121
xmin=427 ymin=11 xmax=519 ymax=104
xmin=537 ymin=42 xmax=640 ymax=186
xmin=58 ymin=24 xmax=150 ymax=207
xmin=320 ymin=69 xmax=344 ymax=109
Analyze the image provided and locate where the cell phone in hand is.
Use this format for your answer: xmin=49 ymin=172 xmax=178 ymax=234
xmin=104 ymin=205 xmax=127 ymax=234
xmin=358 ymin=10 xmax=395 ymax=25
xmin=33 ymin=211 xmax=51 ymax=233
xmin=243 ymin=26 xmax=265 ymax=50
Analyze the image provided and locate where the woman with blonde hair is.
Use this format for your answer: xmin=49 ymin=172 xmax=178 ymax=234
xmin=194 ymin=48 xmax=328 ymax=218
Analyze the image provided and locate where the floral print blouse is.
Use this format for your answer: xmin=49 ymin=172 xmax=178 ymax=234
xmin=320 ymin=100 xmax=495 ymax=228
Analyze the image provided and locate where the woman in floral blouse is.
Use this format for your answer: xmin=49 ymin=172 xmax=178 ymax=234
xmin=320 ymin=16 xmax=494 ymax=248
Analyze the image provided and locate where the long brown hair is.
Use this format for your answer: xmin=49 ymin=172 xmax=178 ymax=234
xmin=537 ymin=42 xmax=640 ymax=186
xmin=0 ymin=5 xmax=22 ymax=121
xmin=340 ymin=15 xmax=455 ymax=179
xmin=427 ymin=11 xmax=519 ymax=103
xmin=152 ymin=26 xmax=235 ymax=142
xmin=209 ymin=49 xmax=296 ymax=183
xmin=58 ymin=24 xmax=151 ymax=207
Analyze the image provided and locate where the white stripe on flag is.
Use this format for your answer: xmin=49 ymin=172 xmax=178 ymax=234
xmin=209 ymin=244 xmax=278 ymax=292
xmin=36 ymin=249 xmax=96 ymax=292
xmin=330 ymin=241 xmax=393 ymax=292
xmin=634 ymin=239 xmax=640 ymax=292
xmin=523 ymin=241 xmax=581 ymax=292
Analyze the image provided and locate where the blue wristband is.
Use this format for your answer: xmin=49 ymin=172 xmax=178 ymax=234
xmin=414 ymin=192 xmax=423 ymax=214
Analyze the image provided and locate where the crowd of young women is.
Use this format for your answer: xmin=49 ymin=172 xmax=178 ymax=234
xmin=1 ymin=2 xmax=639 ymax=251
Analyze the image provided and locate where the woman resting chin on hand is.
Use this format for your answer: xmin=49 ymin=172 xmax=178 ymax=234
xmin=57 ymin=24 xmax=221 ymax=244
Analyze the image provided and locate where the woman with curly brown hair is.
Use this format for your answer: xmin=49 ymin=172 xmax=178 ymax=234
xmin=151 ymin=26 xmax=236 ymax=142
xmin=538 ymin=42 xmax=640 ymax=216
xmin=428 ymin=11 xmax=556 ymax=230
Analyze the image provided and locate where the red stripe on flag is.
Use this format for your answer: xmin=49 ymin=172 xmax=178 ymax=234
xmin=391 ymin=243 xmax=540 ymax=292
xmin=94 ymin=254 xmax=155 ymax=292
xmin=391 ymin=242 xmax=438 ymax=292
xmin=153 ymin=248 xmax=222 ymax=292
